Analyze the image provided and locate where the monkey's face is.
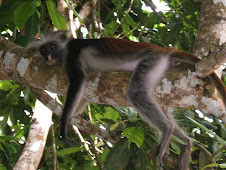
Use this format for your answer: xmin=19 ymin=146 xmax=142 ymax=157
xmin=39 ymin=41 xmax=62 ymax=65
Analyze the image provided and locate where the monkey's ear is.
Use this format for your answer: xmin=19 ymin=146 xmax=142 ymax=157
xmin=60 ymin=34 xmax=67 ymax=41
xmin=54 ymin=30 xmax=68 ymax=41
xmin=26 ymin=39 xmax=43 ymax=53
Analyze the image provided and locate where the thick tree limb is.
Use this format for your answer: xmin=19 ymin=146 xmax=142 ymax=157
xmin=194 ymin=0 xmax=226 ymax=77
xmin=14 ymin=100 xmax=52 ymax=170
xmin=0 ymin=36 xmax=225 ymax=123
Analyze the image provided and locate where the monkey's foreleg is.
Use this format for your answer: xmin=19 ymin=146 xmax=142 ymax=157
xmin=60 ymin=80 xmax=86 ymax=145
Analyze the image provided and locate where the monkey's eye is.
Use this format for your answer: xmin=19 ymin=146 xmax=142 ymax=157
xmin=41 ymin=48 xmax=46 ymax=53
xmin=50 ymin=45 xmax=55 ymax=50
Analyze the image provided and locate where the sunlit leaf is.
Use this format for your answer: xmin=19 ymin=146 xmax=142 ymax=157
xmin=122 ymin=127 xmax=144 ymax=147
xmin=13 ymin=1 xmax=37 ymax=28
xmin=46 ymin=0 xmax=67 ymax=30
xmin=105 ymin=108 xmax=119 ymax=122
xmin=219 ymin=163 xmax=226 ymax=168
xmin=0 ymin=80 xmax=13 ymax=91
xmin=201 ymin=163 xmax=218 ymax=170
xmin=110 ymin=118 xmax=139 ymax=131
xmin=187 ymin=117 xmax=226 ymax=145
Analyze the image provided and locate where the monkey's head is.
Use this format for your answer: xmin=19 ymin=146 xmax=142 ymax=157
xmin=39 ymin=41 xmax=63 ymax=65
xmin=27 ymin=31 xmax=68 ymax=65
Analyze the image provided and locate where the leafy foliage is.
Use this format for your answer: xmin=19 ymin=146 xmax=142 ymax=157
xmin=0 ymin=0 xmax=225 ymax=169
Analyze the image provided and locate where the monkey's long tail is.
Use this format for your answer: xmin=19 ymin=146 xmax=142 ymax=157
xmin=172 ymin=50 xmax=226 ymax=107
xmin=208 ymin=72 xmax=226 ymax=107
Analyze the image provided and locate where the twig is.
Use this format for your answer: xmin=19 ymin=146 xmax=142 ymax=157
xmin=64 ymin=0 xmax=92 ymax=38
xmin=193 ymin=143 xmax=215 ymax=163
xmin=111 ymin=0 xmax=134 ymax=36
xmin=87 ymin=135 xmax=103 ymax=170
xmin=138 ymin=13 xmax=154 ymax=39
xmin=88 ymin=104 xmax=93 ymax=124
xmin=143 ymin=0 xmax=167 ymax=24
xmin=118 ymin=22 xmax=140 ymax=39
xmin=51 ymin=124 xmax=59 ymax=170
xmin=211 ymin=145 xmax=226 ymax=160
xmin=99 ymin=0 xmax=111 ymax=12
xmin=92 ymin=0 xmax=102 ymax=37
xmin=97 ymin=0 xmax=103 ymax=37
xmin=73 ymin=126 xmax=95 ymax=161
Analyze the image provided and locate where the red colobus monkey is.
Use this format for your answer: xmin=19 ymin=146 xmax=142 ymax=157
xmin=27 ymin=31 xmax=226 ymax=170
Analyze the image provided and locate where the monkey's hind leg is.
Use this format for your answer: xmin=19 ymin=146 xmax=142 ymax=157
xmin=127 ymin=55 xmax=174 ymax=170
xmin=127 ymin=92 xmax=174 ymax=169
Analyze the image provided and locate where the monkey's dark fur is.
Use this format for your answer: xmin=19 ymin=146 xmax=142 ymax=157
xmin=27 ymin=31 xmax=226 ymax=170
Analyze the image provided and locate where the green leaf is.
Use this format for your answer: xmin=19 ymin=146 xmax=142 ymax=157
xmin=170 ymin=141 xmax=180 ymax=154
xmin=103 ymin=20 xmax=117 ymax=36
xmin=125 ymin=15 xmax=136 ymax=27
xmin=171 ymin=135 xmax=187 ymax=145
xmin=95 ymin=108 xmax=119 ymax=124
xmin=0 ymin=135 xmax=20 ymax=141
xmin=110 ymin=118 xmax=139 ymax=131
xmin=105 ymin=139 xmax=130 ymax=170
xmin=187 ymin=117 xmax=226 ymax=145
xmin=0 ymin=143 xmax=4 ymax=151
xmin=13 ymin=1 xmax=37 ymax=29
xmin=99 ymin=147 xmax=110 ymax=162
xmin=64 ymin=0 xmax=84 ymax=25
xmin=57 ymin=147 xmax=82 ymax=155
xmin=201 ymin=163 xmax=218 ymax=170
xmin=0 ymin=80 xmax=13 ymax=91
xmin=46 ymin=0 xmax=67 ymax=30
xmin=0 ymin=8 xmax=13 ymax=25
xmin=219 ymin=163 xmax=226 ymax=168
xmin=95 ymin=113 xmax=107 ymax=123
xmin=16 ymin=12 xmax=40 ymax=47
xmin=222 ymin=75 xmax=226 ymax=86
xmin=105 ymin=108 xmax=119 ymax=122
xmin=122 ymin=22 xmax=131 ymax=35
xmin=86 ymin=165 xmax=99 ymax=170
xmin=122 ymin=127 xmax=144 ymax=148
xmin=120 ymin=107 xmax=138 ymax=119
xmin=110 ymin=122 xmax=121 ymax=131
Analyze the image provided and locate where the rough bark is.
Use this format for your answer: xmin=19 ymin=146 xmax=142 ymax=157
xmin=14 ymin=100 xmax=52 ymax=170
xmin=194 ymin=0 xmax=226 ymax=77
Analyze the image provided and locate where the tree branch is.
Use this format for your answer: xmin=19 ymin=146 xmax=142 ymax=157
xmin=194 ymin=0 xmax=226 ymax=77
xmin=14 ymin=100 xmax=52 ymax=170
xmin=142 ymin=0 xmax=167 ymax=24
